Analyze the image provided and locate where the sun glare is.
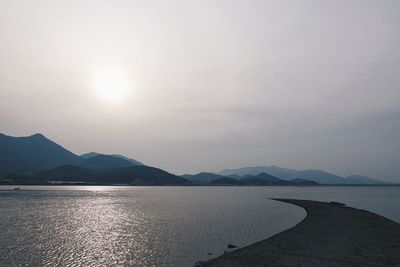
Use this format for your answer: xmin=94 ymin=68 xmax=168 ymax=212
xmin=93 ymin=69 xmax=130 ymax=103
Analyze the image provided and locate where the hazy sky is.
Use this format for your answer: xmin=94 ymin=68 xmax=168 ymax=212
xmin=1 ymin=0 xmax=399 ymax=181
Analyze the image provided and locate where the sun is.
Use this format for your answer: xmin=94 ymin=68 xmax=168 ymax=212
xmin=93 ymin=69 xmax=130 ymax=103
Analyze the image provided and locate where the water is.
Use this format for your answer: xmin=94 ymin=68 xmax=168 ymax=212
xmin=0 ymin=186 xmax=398 ymax=267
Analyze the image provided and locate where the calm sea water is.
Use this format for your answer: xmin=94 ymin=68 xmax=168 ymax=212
xmin=0 ymin=186 xmax=398 ymax=267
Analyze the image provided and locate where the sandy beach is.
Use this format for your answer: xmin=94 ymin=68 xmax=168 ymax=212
xmin=198 ymin=199 xmax=400 ymax=267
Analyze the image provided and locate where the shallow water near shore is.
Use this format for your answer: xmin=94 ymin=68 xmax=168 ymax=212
xmin=0 ymin=186 xmax=398 ymax=266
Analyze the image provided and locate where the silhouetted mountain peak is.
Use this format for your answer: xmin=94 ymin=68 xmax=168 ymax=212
xmin=31 ymin=133 xmax=46 ymax=139
xmin=0 ymin=133 xmax=80 ymax=177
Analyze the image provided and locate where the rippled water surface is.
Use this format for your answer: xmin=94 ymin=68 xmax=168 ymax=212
xmin=0 ymin=186 xmax=398 ymax=266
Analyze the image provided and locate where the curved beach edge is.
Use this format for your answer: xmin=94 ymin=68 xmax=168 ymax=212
xmin=196 ymin=199 xmax=400 ymax=267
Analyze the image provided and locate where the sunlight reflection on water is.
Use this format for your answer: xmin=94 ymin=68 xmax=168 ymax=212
xmin=1 ymin=186 xmax=398 ymax=266
xmin=0 ymin=187 xmax=305 ymax=266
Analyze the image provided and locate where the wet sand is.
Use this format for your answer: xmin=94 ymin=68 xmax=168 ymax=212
xmin=198 ymin=199 xmax=400 ymax=267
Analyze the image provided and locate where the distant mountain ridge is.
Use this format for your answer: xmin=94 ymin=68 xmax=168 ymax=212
xmin=209 ymin=172 xmax=318 ymax=186
xmin=80 ymin=152 xmax=143 ymax=166
xmin=181 ymin=172 xmax=226 ymax=184
xmin=218 ymin=165 xmax=388 ymax=185
xmin=182 ymin=171 xmax=318 ymax=186
xmin=102 ymin=166 xmax=189 ymax=185
xmin=242 ymin=172 xmax=285 ymax=184
xmin=0 ymin=133 xmax=393 ymax=185
xmin=78 ymin=154 xmax=137 ymax=170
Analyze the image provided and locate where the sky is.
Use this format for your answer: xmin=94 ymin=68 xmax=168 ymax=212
xmin=0 ymin=0 xmax=399 ymax=182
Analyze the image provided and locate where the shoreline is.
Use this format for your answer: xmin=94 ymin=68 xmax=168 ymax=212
xmin=198 ymin=199 xmax=400 ymax=267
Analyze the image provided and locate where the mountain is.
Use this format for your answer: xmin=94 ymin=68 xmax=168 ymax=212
xmin=0 ymin=133 xmax=391 ymax=186
xmin=295 ymin=170 xmax=385 ymax=185
xmin=295 ymin=169 xmax=348 ymax=184
xmin=0 ymin=133 xmax=80 ymax=177
xmin=25 ymin=165 xmax=94 ymax=183
xmin=183 ymin=171 xmax=320 ymax=186
xmin=0 ymin=133 xmax=189 ymax=186
xmin=78 ymin=154 xmax=135 ymax=170
xmin=81 ymin=152 xmax=143 ymax=166
xmin=218 ymin=165 xmax=388 ymax=185
xmin=112 ymin=154 xmax=144 ymax=166
xmin=242 ymin=172 xmax=289 ymax=184
xmin=36 ymin=165 xmax=92 ymax=179
xmin=210 ymin=177 xmax=240 ymax=185
xmin=101 ymin=166 xmax=190 ymax=185
xmin=219 ymin=165 xmax=298 ymax=179
xmin=290 ymin=178 xmax=319 ymax=186
xmin=345 ymin=175 xmax=390 ymax=185
xmin=80 ymin=152 xmax=99 ymax=159
xmin=209 ymin=174 xmax=317 ymax=186
xmin=7 ymin=165 xmax=191 ymax=185
xmin=182 ymin=172 xmax=226 ymax=184
xmin=239 ymin=178 xmax=275 ymax=186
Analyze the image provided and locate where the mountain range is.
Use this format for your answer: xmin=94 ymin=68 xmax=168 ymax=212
xmin=183 ymin=172 xmax=318 ymax=186
xmin=216 ymin=166 xmax=388 ymax=185
xmin=209 ymin=173 xmax=319 ymax=186
xmin=9 ymin=165 xmax=189 ymax=185
xmin=0 ymin=133 xmax=393 ymax=186
xmin=0 ymin=133 xmax=187 ymax=185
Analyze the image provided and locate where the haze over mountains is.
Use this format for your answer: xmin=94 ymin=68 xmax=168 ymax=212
xmin=216 ymin=166 xmax=387 ymax=185
xmin=208 ymin=173 xmax=318 ymax=186
xmin=0 ymin=133 xmax=392 ymax=186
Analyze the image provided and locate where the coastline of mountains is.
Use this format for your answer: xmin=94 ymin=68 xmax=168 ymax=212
xmin=0 ymin=133 xmax=394 ymax=186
